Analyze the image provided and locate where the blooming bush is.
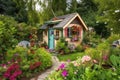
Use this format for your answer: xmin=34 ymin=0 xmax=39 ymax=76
xmin=0 ymin=47 xmax=52 ymax=79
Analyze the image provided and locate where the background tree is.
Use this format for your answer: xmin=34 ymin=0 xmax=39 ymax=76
xmin=0 ymin=15 xmax=18 ymax=57
xmin=0 ymin=0 xmax=28 ymax=23
xmin=94 ymin=0 xmax=120 ymax=34
xmin=48 ymin=0 xmax=67 ymax=16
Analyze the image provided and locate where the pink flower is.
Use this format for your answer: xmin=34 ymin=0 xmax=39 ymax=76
xmin=61 ymin=70 xmax=68 ymax=77
xmin=81 ymin=55 xmax=91 ymax=63
xmin=8 ymin=61 xmax=11 ymax=64
xmin=58 ymin=63 xmax=65 ymax=70
xmin=3 ymin=65 xmax=7 ymax=69
xmin=102 ymin=55 xmax=108 ymax=61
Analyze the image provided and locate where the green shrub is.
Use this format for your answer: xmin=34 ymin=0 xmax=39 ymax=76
xmin=85 ymin=48 xmax=100 ymax=61
xmin=35 ymin=48 xmax=52 ymax=70
xmin=75 ymin=45 xmax=83 ymax=52
xmin=6 ymin=47 xmax=28 ymax=61
xmin=0 ymin=15 xmax=18 ymax=55
xmin=107 ymin=34 xmax=120 ymax=44
xmin=97 ymin=41 xmax=110 ymax=51
xmin=56 ymin=38 xmax=70 ymax=54
xmin=3 ymin=47 xmax=52 ymax=79
xmin=109 ymin=47 xmax=120 ymax=57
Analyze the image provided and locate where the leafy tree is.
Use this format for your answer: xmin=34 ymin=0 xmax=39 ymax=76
xmin=0 ymin=0 xmax=41 ymax=25
xmin=0 ymin=0 xmax=28 ymax=23
xmin=94 ymin=0 xmax=120 ymax=34
xmin=49 ymin=0 xmax=67 ymax=16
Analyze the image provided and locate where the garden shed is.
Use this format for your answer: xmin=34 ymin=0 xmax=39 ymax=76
xmin=40 ymin=13 xmax=88 ymax=49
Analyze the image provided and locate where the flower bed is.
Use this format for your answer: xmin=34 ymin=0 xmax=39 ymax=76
xmin=47 ymin=54 xmax=120 ymax=80
xmin=0 ymin=47 xmax=52 ymax=80
xmin=47 ymin=39 xmax=120 ymax=80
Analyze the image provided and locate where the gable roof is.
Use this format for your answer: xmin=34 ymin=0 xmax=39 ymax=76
xmin=40 ymin=13 xmax=88 ymax=30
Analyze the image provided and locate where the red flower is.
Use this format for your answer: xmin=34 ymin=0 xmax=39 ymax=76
xmin=3 ymin=63 xmax=22 ymax=80
xmin=29 ymin=35 xmax=32 ymax=39
xmin=29 ymin=62 xmax=42 ymax=70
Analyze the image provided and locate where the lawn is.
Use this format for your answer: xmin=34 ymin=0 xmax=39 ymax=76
xmin=57 ymin=52 xmax=84 ymax=61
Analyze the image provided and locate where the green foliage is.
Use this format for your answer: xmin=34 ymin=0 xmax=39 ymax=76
xmin=107 ymin=34 xmax=120 ymax=44
xmin=57 ymin=52 xmax=84 ymax=61
xmin=75 ymin=45 xmax=83 ymax=52
xmin=83 ymin=31 xmax=101 ymax=48
xmin=0 ymin=0 xmax=28 ymax=23
xmin=109 ymin=47 xmax=120 ymax=56
xmin=94 ymin=23 xmax=110 ymax=38
xmin=0 ymin=15 xmax=18 ymax=54
xmin=6 ymin=47 xmax=28 ymax=61
xmin=4 ymin=47 xmax=52 ymax=78
xmin=16 ymin=22 xmax=32 ymax=41
xmin=35 ymin=48 xmax=52 ymax=70
xmin=94 ymin=0 xmax=120 ymax=34
xmin=49 ymin=0 xmax=67 ymax=16
xmin=70 ymin=0 xmax=98 ymax=27
xmin=56 ymin=38 xmax=70 ymax=54
xmin=85 ymin=48 xmax=100 ymax=60
xmin=97 ymin=41 xmax=110 ymax=51
xmin=110 ymin=55 xmax=120 ymax=68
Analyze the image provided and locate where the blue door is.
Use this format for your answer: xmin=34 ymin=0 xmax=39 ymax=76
xmin=48 ymin=28 xmax=54 ymax=49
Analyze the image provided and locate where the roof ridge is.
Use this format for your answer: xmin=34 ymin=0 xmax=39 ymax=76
xmin=56 ymin=12 xmax=78 ymax=19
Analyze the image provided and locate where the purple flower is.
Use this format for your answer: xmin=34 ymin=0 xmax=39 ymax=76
xmin=59 ymin=63 xmax=65 ymax=70
xmin=62 ymin=70 xmax=68 ymax=77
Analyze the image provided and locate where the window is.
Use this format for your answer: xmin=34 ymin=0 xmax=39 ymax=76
xmin=56 ymin=30 xmax=59 ymax=37
xmin=67 ymin=27 xmax=71 ymax=37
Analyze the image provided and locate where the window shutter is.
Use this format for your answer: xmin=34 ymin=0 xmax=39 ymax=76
xmin=65 ymin=27 xmax=68 ymax=37
xmin=68 ymin=27 xmax=71 ymax=37
xmin=79 ymin=27 xmax=81 ymax=36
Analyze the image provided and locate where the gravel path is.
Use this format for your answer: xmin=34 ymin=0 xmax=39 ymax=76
xmin=30 ymin=56 xmax=62 ymax=80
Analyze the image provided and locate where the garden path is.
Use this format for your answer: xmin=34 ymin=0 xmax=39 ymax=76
xmin=30 ymin=56 xmax=62 ymax=80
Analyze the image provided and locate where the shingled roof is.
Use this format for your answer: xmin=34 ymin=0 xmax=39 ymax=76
xmin=40 ymin=13 xmax=88 ymax=30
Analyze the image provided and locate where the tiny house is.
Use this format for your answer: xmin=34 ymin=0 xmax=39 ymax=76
xmin=40 ymin=13 xmax=88 ymax=49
